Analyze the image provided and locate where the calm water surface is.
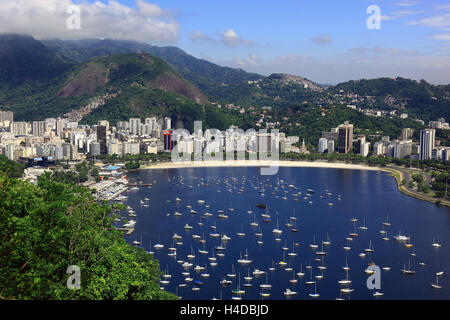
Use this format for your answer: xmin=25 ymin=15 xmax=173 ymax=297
xmin=118 ymin=167 xmax=450 ymax=300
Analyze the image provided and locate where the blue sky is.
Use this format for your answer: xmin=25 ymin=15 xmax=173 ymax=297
xmin=1 ymin=0 xmax=450 ymax=84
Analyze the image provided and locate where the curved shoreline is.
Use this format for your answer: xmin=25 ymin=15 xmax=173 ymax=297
xmin=134 ymin=160 xmax=450 ymax=208
xmin=140 ymin=160 xmax=379 ymax=171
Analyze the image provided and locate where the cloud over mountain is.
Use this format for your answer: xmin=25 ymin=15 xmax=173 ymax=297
xmin=0 ymin=0 xmax=180 ymax=44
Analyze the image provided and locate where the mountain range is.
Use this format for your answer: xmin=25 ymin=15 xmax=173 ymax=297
xmin=0 ymin=33 xmax=449 ymax=127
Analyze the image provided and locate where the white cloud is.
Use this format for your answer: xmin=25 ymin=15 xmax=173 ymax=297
xmin=394 ymin=1 xmax=421 ymax=7
xmin=221 ymin=28 xmax=255 ymax=47
xmin=220 ymin=48 xmax=450 ymax=85
xmin=430 ymin=33 xmax=450 ymax=41
xmin=189 ymin=30 xmax=218 ymax=44
xmin=310 ymin=34 xmax=332 ymax=45
xmin=407 ymin=13 xmax=450 ymax=28
xmin=0 ymin=0 xmax=180 ymax=43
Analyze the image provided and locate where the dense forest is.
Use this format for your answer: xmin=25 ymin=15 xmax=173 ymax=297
xmin=0 ymin=157 xmax=175 ymax=300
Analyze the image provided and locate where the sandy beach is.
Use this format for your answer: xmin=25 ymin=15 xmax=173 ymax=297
xmin=140 ymin=160 xmax=380 ymax=171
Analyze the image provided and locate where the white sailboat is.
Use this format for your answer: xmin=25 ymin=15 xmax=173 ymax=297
xmin=322 ymin=233 xmax=331 ymax=246
xmin=272 ymin=219 xmax=283 ymax=235
xmin=364 ymin=240 xmax=374 ymax=253
xmin=309 ymin=282 xmax=320 ymax=298
xmin=431 ymin=273 xmax=443 ymax=289
xmin=309 ymin=235 xmax=319 ymax=249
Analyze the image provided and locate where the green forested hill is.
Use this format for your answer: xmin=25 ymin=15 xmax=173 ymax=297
xmin=0 ymin=35 xmax=210 ymax=122
xmin=331 ymin=77 xmax=450 ymax=121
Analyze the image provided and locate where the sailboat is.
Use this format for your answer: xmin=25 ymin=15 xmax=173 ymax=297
xmin=227 ymin=264 xmax=237 ymax=278
xmin=259 ymin=273 xmax=272 ymax=289
xmin=269 ymin=260 xmax=276 ymax=272
xmin=200 ymin=265 xmax=210 ymax=278
xmin=187 ymin=246 xmax=195 ymax=260
xmin=338 ymin=268 xmax=352 ymax=286
xmin=289 ymin=269 xmax=298 ymax=284
xmin=401 ymin=260 xmax=415 ymax=275
xmin=316 ymin=242 xmax=327 ymax=256
xmin=309 ymin=282 xmax=320 ymax=298
xmin=297 ymin=264 xmax=305 ymax=277
xmin=288 ymin=242 xmax=298 ymax=257
xmin=394 ymin=230 xmax=410 ymax=242
xmin=244 ymin=269 xmax=253 ymax=282
xmin=284 ymin=288 xmax=298 ymax=297
xmin=342 ymin=259 xmax=350 ymax=271
xmin=231 ymin=273 xmax=245 ymax=298
xmin=198 ymin=242 xmax=208 ymax=255
xmin=322 ymin=233 xmax=331 ymax=246
xmin=290 ymin=208 xmax=297 ymax=221
xmin=340 ymin=287 xmax=354 ymax=294
xmin=382 ymin=215 xmax=391 ymax=227
xmin=364 ymin=240 xmax=374 ymax=253
xmin=431 ymin=273 xmax=443 ymax=289
xmin=147 ymin=240 xmax=155 ymax=255
xmin=278 ymin=252 xmax=288 ymax=267
xmin=358 ymin=217 xmax=368 ymax=231
xmin=309 ymin=235 xmax=319 ymax=249
xmin=305 ymin=268 xmax=315 ymax=285
xmin=237 ymin=249 xmax=253 ymax=265
xmin=272 ymin=219 xmax=283 ymax=235
xmin=236 ymin=225 xmax=246 ymax=237
xmin=132 ymin=235 xmax=142 ymax=246
xmin=432 ymin=237 xmax=442 ymax=248
xmin=349 ymin=222 xmax=358 ymax=238
xmin=343 ymin=238 xmax=351 ymax=251
xmin=250 ymin=214 xmax=259 ymax=227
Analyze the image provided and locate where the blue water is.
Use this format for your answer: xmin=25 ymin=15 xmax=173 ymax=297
xmin=119 ymin=167 xmax=450 ymax=300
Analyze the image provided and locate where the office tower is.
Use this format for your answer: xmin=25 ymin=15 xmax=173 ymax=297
xmin=318 ymin=138 xmax=328 ymax=153
xmin=442 ymin=148 xmax=450 ymax=162
xmin=97 ymin=125 xmax=107 ymax=155
xmin=107 ymin=142 xmax=122 ymax=156
xmin=11 ymin=122 xmax=28 ymax=135
xmin=117 ymin=121 xmax=129 ymax=131
xmin=163 ymin=130 xmax=174 ymax=152
xmin=357 ymin=136 xmax=366 ymax=154
xmin=419 ymin=129 xmax=435 ymax=160
xmin=129 ymin=118 xmax=141 ymax=135
xmin=90 ymin=142 xmax=101 ymax=157
xmin=322 ymin=128 xmax=339 ymax=142
xmin=32 ymin=121 xmax=47 ymax=137
xmin=338 ymin=123 xmax=353 ymax=154
xmin=257 ymin=133 xmax=273 ymax=154
xmin=401 ymin=128 xmax=414 ymax=140
xmin=373 ymin=141 xmax=385 ymax=156
xmin=0 ymin=111 xmax=14 ymax=123
xmin=97 ymin=120 xmax=110 ymax=132
xmin=393 ymin=140 xmax=412 ymax=159
xmin=164 ymin=117 xmax=172 ymax=130
xmin=56 ymin=119 xmax=67 ymax=137
xmin=327 ymin=140 xmax=335 ymax=154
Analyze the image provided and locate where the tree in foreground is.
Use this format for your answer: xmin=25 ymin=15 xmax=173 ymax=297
xmin=0 ymin=172 xmax=175 ymax=300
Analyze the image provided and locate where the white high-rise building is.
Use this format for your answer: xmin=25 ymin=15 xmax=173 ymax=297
xmin=129 ymin=118 xmax=141 ymax=135
xmin=164 ymin=117 xmax=172 ymax=130
xmin=11 ymin=122 xmax=28 ymax=135
xmin=327 ymin=140 xmax=335 ymax=154
xmin=32 ymin=121 xmax=47 ymax=137
xmin=318 ymin=138 xmax=328 ymax=153
xmin=419 ymin=129 xmax=435 ymax=160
